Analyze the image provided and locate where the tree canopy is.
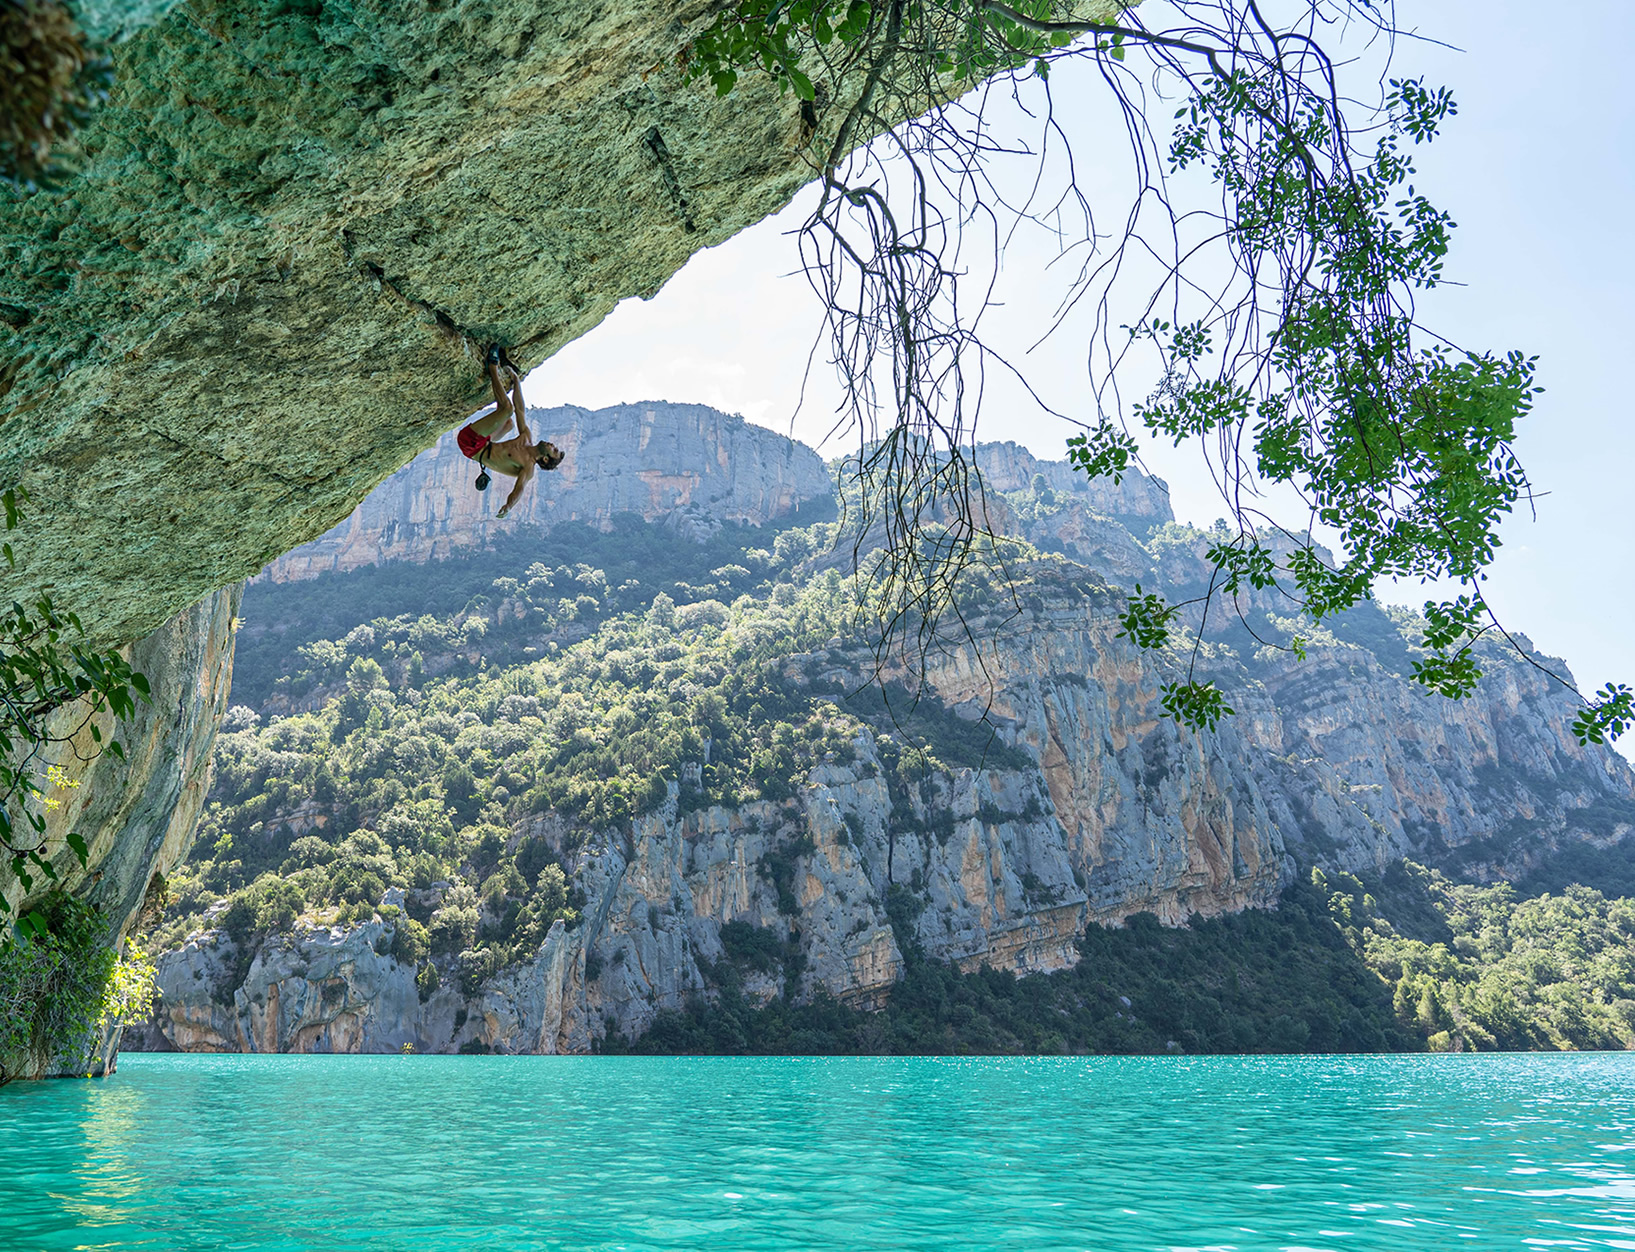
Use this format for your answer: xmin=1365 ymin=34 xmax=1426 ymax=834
xmin=682 ymin=0 xmax=1630 ymax=742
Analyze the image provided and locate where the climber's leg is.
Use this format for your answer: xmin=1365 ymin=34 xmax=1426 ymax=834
xmin=471 ymin=349 xmax=515 ymax=440
xmin=508 ymin=365 xmax=526 ymax=424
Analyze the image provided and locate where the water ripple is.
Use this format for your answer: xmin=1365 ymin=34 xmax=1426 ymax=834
xmin=0 ymin=1054 xmax=1633 ymax=1250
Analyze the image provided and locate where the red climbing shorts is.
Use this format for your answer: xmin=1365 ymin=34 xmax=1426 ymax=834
xmin=457 ymin=424 xmax=491 ymax=460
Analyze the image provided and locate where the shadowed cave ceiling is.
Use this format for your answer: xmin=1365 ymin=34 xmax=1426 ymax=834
xmin=1 ymin=0 xmax=903 ymax=647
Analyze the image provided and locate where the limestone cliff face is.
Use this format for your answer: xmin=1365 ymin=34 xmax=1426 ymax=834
xmin=898 ymin=601 xmax=1286 ymax=925
xmin=6 ymin=586 xmax=240 ymax=1077
xmin=977 ymin=440 xmax=1174 ymax=529
xmin=136 ymin=647 xmax=1287 ymax=1056
xmin=130 ymin=915 xmax=458 ymax=1056
xmin=971 ymin=441 xmax=1171 ymax=580
xmin=134 ymin=563 xmax=1298 ymax=1054
xmin=126 ymin=439 xmax=1635 ymax=1056
xmin=135 ymin=591 xmax=1635 ymax=1056
xmin=1116 ymin=525 xmax=1635 ymax=880
xmin=4 ymin=588 xmax=241 ymax=924
xmin=259 ymin=402 xmax=833 ymax=581
xmin=1239 ymin=640 xmax=1635 ymax=880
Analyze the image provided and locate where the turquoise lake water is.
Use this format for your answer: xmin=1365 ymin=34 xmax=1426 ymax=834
xmin=2 ymin=1054 xmax=1634 ymax=1250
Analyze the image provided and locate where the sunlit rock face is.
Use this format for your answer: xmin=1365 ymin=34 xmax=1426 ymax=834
xmin=258 ymin=402 xmax=834 ymax=580
xmin=4 ymin=587 xmax=240 ymax=1077
xmin=130 ymin=918 xmax=455 ymax=1055
xmin=125 ymin=437 xmax=1635 ymax=1056
xmin=2 ymin=589 xmax=240 ymax=923
xmin=977 ymin=440 xmax=1174 ymax=529
xmin=131 ymin=574 xmax=1295 ymax=1056
xmin=135 ymin=694 xmax=1281 ymax=1057
xmin=1240 ymin=638 xmax=1635 ymax=881
xmin=1118 ymin=525 xmax=1635 ymax=883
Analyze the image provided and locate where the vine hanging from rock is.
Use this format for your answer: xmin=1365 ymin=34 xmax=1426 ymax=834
xmin=1 ymin=487 xmax=152 ymax=935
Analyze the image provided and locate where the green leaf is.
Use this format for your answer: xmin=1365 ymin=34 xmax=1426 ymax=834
xmin=1206 ymin=538 xmax=1279 ymax=595
xmin=1571 ymin=683 xmax=1634 ymax=745
xmin=66 ymin=832 xmax=89 ymax=867
xmin=1065 ymin=422 xmax=1140 ymax=484
xmin=1116 ymin=585 xmax=1178 ymax=651
xmin=1159 ymin=680 xmax=1235 ymax=733
xmin=1410 ymin=650 xmax=1483 ymax=700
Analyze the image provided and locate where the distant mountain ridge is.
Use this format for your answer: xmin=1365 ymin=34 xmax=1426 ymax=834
xmin=259 ymin=402 xmax=836 ymax=581
xmin=125 ymin=402 xmax=1635 ymax=1057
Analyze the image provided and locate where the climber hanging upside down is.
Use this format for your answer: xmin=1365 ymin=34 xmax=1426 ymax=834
xmin=456 ymin=345 xmax=566 ymax=518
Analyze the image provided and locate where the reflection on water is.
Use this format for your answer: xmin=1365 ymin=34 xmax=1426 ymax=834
xmin=0 ymin=1053 xmax=1632 ymax=1251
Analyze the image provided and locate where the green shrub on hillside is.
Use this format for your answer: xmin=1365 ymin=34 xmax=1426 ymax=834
xmin=391 ymin=917 xmax=430 ymax=966
xmin=0 ymin=893 xmax=126 ymax=1080
xmin=149 ymin=517 xmax=1035 ymax=995
xmin=1315 ymin=863 xmax=1635 ymax=1051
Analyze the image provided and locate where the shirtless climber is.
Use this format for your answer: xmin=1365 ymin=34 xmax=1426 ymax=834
xmin=457 ymin=345 xmax=565 ymax=518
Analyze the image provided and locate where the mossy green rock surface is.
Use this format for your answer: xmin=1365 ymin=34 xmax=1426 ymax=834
xmin=1 ymin=0 xmax=836 ymax=647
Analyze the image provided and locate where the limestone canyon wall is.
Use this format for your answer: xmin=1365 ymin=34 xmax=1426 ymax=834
xmin=4 ymin=586 xmax=241 ymax=1077
xmin=128 ymin=424 xmax=1635 ymax=1054
xmin=135 ymin=600 xmax=1292 ymax=1056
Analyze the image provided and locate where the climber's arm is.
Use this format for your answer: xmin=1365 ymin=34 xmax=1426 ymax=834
xmin=510 ymin=374 xmax=531 ymax=445
xmin=496 ymin=464 xmax=534 ymax=520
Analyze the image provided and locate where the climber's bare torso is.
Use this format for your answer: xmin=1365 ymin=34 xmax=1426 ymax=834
xmin=456 ymin=349 xmax=564 ymax=518
xmin=482 ymin=431 xmax=544 ymax=480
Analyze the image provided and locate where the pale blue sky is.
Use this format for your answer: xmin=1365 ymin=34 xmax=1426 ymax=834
xmin=528 ymin=0 xmax=1633 ymax=743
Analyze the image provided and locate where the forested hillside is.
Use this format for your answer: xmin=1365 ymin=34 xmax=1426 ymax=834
xmin=612 ymin=867 xmax=1635 ymax=1056
xmin=131 ymin=424 xmax=1635 ymax=1056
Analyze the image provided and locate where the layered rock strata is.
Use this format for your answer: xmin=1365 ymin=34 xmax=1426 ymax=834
xmin=5 ymin=586 xmax=241 ymax=1077
xmin=127 ymin=432 xmax=1635 ymax=1055
xmin=1241 ymin=636 xmax=1635 ymax=880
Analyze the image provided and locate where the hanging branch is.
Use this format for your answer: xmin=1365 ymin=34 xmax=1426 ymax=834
xmin=681 ymin=0 xmax=1633 ymax=744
